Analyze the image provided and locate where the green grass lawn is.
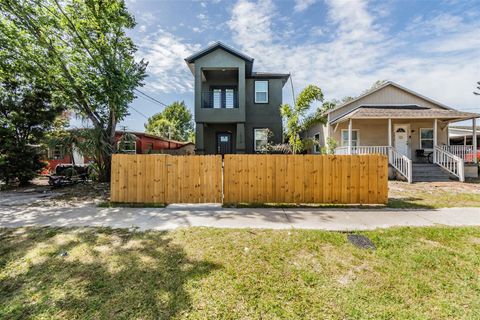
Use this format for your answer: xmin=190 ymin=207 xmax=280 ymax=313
xmin=388 ymin=191 xmax=480 ymax=208
xmin=1 ymin=227 xmax=480 ymax=319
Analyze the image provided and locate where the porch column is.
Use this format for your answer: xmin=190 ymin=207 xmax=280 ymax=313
xmin=474 ymin=117 xmax=478 ymax=164
xmin=388 ymin=118 xmax=392 ymax=147
xmin=447 ymin=125 xmax=450 ymax=146
xmin=348 ymin=118 xmax=352 ymax=154
xmin=433 ymin=119 xmax=438 ymax=162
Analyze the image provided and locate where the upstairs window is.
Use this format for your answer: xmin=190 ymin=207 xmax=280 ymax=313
xmin=213 ymin=89 xmax=222 ymax=109
xmin=225 ymin=89 xmax=234 ymax=108
xmin=254 ymin=81 xmax=268 ymax=103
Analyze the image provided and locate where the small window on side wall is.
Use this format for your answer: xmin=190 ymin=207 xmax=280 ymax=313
xmin=313 ymin=133 xmax=321 ymax=153
xmin=254 ymin=128 xmax=269 ymax=151
xmin=254 ymin=81 xmax=268 ymax=103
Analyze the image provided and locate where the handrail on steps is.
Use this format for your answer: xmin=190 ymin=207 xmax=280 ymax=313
xmin=433 ymin=146 xmax=465 ymax=182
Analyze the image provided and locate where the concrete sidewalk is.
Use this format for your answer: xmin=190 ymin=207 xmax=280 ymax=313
xmin=0 ymin=203 xmax=479 ymax=231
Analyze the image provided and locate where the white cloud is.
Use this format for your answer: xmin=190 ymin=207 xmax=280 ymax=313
xmin=310 ymin=26 xmax=325 ymax=36
xmin=294 ymin=0 xmax=317 ymax=12
xmin=225 ymin=0 xmax=480 ymax=111
xmin=227 ymin=0 xmax=275 ymax=51
xmin=137 ymin=30 xmax=201 ymax=93
xmin=133 ymin=0 xmax=480 ymax=113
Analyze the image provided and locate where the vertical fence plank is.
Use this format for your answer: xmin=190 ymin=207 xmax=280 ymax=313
xmin=265 ymin=155 xmax=274 ymax=203
xmin=377 ymin=155 xmax=388 ymax=204
xmin=110 ymin=155 xmax=119 ymax=202
xmin=359 ymin=155 xmax=369 ymax=204
xmin=368 ymin=155 xmax=378 ymax=204
xmin=350 ymin=155 xmax=360 ymax=204
xmin=275 ymin=155 xmax=287 ymax=203
xmin=341 ymin=156 xmax=350 ymax=204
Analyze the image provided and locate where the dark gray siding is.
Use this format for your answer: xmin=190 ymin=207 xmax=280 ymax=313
xmin=244 ymin=78 xmax=284 ymax=153
xmin=203 ymin=123 xmax=237 ymax=154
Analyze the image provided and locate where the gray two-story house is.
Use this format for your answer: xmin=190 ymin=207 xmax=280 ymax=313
xmin=185 ymin=42 xmax=289 ymax=154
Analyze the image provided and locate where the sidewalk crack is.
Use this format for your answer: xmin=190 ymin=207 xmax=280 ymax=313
xmin=282 ymin=208 xmax=294 ymax=228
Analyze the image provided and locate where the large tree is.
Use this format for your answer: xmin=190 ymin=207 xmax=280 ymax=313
xmin=0 ymin=76 xmax=63 ymax=185
xmin=280 ymin=85 xmax=324 ymax=154
xmin=0 ymin=0 xmax=147 ymax=181
xmin=145 ymin=101 xmax=194 ymax=141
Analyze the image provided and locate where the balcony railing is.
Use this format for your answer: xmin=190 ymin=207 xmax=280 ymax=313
xmin=201 ymin=90 xmax=238 ymax=109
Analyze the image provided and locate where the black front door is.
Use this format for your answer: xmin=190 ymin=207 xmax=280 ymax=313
xmin=216 ymin=132 xmax=232 ymax=155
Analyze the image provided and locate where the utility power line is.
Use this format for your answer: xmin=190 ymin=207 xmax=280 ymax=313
xmin=128 ymin=88 xmax=170 ymax=120
xmin=129 ymin=105 xmax=149 ymax=119
xmin=134 ymin=88 xmax=169 ymax=107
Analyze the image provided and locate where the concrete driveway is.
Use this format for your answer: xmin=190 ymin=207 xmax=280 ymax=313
xmin=0 ymin=202 xmax=479 ymax=231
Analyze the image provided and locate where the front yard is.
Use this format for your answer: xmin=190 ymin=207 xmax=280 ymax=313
xmin=389 ymin=179 xmax=480 ymax=208
xmin=9 ymin=178 xmax=480 ymax=209
xmin=1 ymin=227 xmax=480 ymax=319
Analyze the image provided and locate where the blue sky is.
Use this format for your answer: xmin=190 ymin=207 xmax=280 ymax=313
xmin=84 ymin=0 xmax=480 ymax=131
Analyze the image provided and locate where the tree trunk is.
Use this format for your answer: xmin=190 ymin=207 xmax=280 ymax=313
xmin=96 ymin=111 xmax=117 ymax=182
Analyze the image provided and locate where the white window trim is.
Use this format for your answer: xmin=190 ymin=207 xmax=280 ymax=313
xmin=213 ymin=89 xmax=222 ymax=109
xmin=254 ymin=128 xmax=269 ymax=151
xmin=49 ymin=145 xmax=64 ymax=160
xmin=313 ymin=132 xmax=321 ymax=153
xmin=340 ymin=129 xmax=360 ymax=147
xmin=419 ymin=128 xmax=434 ymax=150
xmin=117 ymin=141 xmax=137 ymax=154
xmin=254 ymin=80 xmax=269 ymax=104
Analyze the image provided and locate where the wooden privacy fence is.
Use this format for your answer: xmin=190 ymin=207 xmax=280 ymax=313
xmin=110 ymin=154 xmax=222 ymax=203
xmin=223 ymin=154 xmax=388 ymax=204
xmin=111 ymin=154 xmax=388 ymax=205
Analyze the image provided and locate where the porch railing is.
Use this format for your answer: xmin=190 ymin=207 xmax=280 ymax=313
xmin=438 ymin=145 xmax=477 ymax=163
xmin=434 ymin=147 xmax=465 ymax=182
xmin=334 ymin=146 xmax=390 ymax=156
xmin=389 ymin=147 xmax=412 ymax=183
xmin=334 ymin=146 xmax=412 ymax=182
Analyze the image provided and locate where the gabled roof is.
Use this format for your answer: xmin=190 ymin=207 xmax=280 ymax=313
xmin=327 ymin=81 xmax=455 ymax=114
xmin=184 ymin=41 xmax=254 ymax=76
xmin=184 ymin=41 xmax=254 ymax=63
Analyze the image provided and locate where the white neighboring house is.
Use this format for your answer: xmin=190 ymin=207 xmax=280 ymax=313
xmin=449 ymin=126 xmax=480 ymax=146
xmin=306 ymin=81 xmax=479 ymax=183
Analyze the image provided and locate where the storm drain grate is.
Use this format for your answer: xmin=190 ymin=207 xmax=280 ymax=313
xmin=347 ymin=234 xmax=376 ymax=250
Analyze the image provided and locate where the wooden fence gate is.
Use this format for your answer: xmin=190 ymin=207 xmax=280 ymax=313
xmin=223 ymin=154 xmax=388 ymax=204
xmin=110 ymin=154 xmax=222 ymax=203
xmin=111 ymin=154 xmax=388 ymax=205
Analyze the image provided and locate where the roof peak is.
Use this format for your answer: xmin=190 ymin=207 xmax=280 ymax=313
xmin=184 ymin=41 xmax=254 ymax=63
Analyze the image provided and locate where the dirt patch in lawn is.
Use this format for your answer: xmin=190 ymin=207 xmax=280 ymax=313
xmin=388 ymin=180 xmax=480 ymax=208
xmin=0 ymin=178 xmax=110 ymax=207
